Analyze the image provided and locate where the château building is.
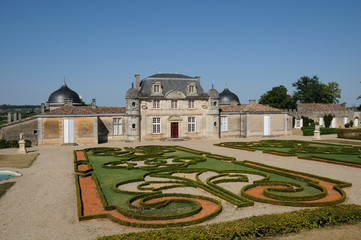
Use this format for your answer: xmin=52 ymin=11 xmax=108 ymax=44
xmin=1 ymin=73 xmax=293 ymax=145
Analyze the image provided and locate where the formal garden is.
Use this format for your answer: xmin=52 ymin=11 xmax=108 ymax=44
xmin=74 ymin=144 xmax=354 ymax=236
xmin=216 ymin=140 xmax=361 ymax=168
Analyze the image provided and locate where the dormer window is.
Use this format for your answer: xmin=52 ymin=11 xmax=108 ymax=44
xmin=152 ymin=82 xmax=162 ymax=94
xmin=154 ymin=85 xmax=160 ymax=93
xmin=189 ymin=85 xmax=195 ymax=93
xmin=187 ymin=83 xmax=197 ymax=94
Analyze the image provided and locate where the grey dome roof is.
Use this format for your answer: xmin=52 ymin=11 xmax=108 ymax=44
xmin=48 ymin=82 xmax=81 ymax=105
xmin=219 ymin=87 xmax=240 ymax=105
xmin=207 ymin=85 xmax=219 ymax=98
xmin=126 ymin=87 xmax=139 ymax=99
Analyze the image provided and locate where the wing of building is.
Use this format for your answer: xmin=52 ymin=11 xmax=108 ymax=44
xmin=289 ymin=103 xmax=360 ymax=128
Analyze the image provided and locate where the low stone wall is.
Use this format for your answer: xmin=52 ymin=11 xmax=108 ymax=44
xmin=0 ymin=117 xmax=38 ymax=145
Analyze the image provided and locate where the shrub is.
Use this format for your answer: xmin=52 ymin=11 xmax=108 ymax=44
xmin=96 ymin=204 xmax=361 ymax=240
xmin=338 ymin=128 xmax=361 ymax=140
xmin=320 ymin=128 xmax=338 ymax=134
xmin=301 ymin=116 xmax=314 ymax=127
xmin=301 ymin=127 xmax=337 ymax=136
xmin=323 ymin=114 xmax=333 ymax=128
xmin=350 ymin=120 xmax=354 ymax=128
xmin=0 ymin=139 xmax=6 ymax=148
xmin=0 ymin=138 xmax=31 ymax=149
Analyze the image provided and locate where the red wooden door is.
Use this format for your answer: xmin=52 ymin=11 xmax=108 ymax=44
xmin=171 ymin=122 xmax=179 ymax=138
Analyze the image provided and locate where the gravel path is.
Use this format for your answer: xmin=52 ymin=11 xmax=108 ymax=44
xmin=1 ymin=134 xmax=360 ymax=240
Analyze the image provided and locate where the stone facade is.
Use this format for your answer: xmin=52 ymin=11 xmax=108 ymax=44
xmin=220 ymin=102 xmax=292 ymax=138
xmin=126 ymin=73 xmax=219 ymax=141
xmin=1 ymin=72 xmax=294 ymax=145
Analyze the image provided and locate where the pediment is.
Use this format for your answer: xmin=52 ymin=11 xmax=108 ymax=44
xmin=165 ymin=91 xmax=185 ymax=99
xmin=168 ymin=115 xmax=183 ymax=121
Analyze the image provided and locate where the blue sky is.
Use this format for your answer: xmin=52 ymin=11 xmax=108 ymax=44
xmin=1 ymin=0 xmax=361 ymax=107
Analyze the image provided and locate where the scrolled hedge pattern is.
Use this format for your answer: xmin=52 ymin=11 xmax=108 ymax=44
xmin=74 ymin=144 xmax=351 ymax=228
xmin=216 ymin=140 xmax=361 ymax=168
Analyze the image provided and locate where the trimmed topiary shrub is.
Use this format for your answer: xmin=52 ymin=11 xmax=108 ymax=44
xmin=323 ymin=114 xmax=333 ymax=128
xmin=301 ymin=127 xmax=337 ymax=136
xmin=338 ymin=128 xmax=361 ymax=140
xmin=0 ymin=139 xmax=31 ymax=148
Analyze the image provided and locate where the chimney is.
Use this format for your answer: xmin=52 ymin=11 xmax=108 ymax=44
xmin=46 ymin=101 xmax=50 ymax=110
xmin=196 ymin=76 xmax=201 ymax=82
xmin=92 ymin=99 xmax=96 ymax=108
xmin=341 ymin=102 xmax=347 ymax=108
xmin=7 ymin=112 xmax=12 ymax=123
xmin=249 ymin=100 xmax=256 ymax=104
xmin=134 ymin=74 xmax=140 ymax=90
xmin=18 ymin=112 xmax=21 ymax=120
xmin=13 ymin=112 xmax=17 ymax=121
xmin=41 ymin=103 xmax=45 ymax=113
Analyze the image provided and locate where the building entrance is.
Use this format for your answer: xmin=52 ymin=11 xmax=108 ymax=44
xmin=171 ymin=122 xmax=179 ymax=138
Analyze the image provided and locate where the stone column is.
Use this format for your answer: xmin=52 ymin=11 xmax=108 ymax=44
xmin=18 ymin=112 xmax=22 ymax=120
xmin=7 ymin=112 xmax=12 ymax=123
xmin=41 ymin=103 xmax=45 ymax=113
xmin=13 ymin=112 xmax=17 ymax=121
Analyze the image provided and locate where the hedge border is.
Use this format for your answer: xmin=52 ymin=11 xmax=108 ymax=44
xmin=95 ymin=204 xmax=361 ymax=240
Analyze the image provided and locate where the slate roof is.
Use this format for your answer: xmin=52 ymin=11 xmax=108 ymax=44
xmin=48 ymin=82 xmax=82 ymax=105
xmin=39 ymin=105 xmax=126 ymax=116
xmin=138 ymin=73 xmax=208 ymax=98
xmin=219 ymin=87 xmax=240 ymax=105
xmin=298 ymin=103 xmax=345 ymax=111
xmin=220 ymin=103 xmax=283 ymax=113
xmin=147 ymin=73 xmax=193 ymax=79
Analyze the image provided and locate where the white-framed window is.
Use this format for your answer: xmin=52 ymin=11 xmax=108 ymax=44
xmin=153 ymin=117 xmax=161 ymax=134
xmin=153 ymin=84 xmax=160 ymax=93
xmin=319 ymin=117 xmax=324 ymax=126
xmin=221 ymin=116 xmax=228 ymax=131
xmin=171 ymin=100 xmax=178 ymax=109
xmin=188 ymin=100 xmax=194 ymax=109
xmin=295 ymin=119 xmax=303 ymax=128
xmin=113 ymin=118 xmax=122 ymax=135
xmin=153 ymin=100 xmax=160 ymax=109
xmin=188 ymin=117 xmax=196 ymax=133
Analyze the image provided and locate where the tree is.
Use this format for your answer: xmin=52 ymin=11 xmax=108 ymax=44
xmin=292 ymin=76 xmax=324 ymax=103
xmin=321 ymin=82 xmax=341 ymax=103
xmin=292 ymin=75 xmax=341 ymax=104
xmin=259 ymin=85 xmax=296 ymax=109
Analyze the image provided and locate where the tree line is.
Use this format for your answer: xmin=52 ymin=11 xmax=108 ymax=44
xmin=259 ymin=75 xmax=342 ymax=110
